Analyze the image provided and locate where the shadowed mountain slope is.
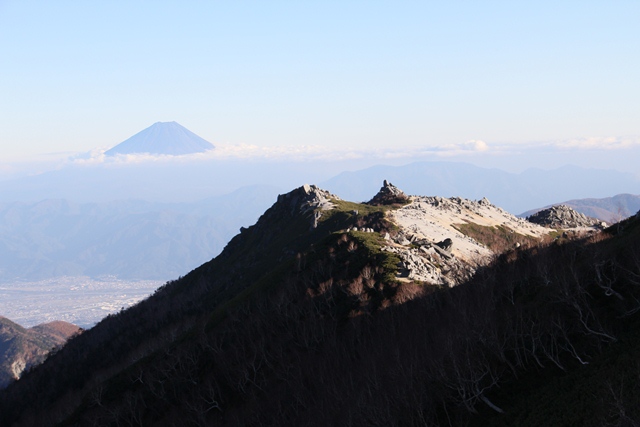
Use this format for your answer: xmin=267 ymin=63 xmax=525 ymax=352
xmin=0 ymin=317 xmax=80 ymax=388
xmin=1 ymin=185 xmax=640 ymax=426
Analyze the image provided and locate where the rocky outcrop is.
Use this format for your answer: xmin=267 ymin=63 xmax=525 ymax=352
xmin=391 ymin=195 xmax=549 ymax=263
xmin=377 ymin=227 xmax=468 ymax=286
xmin=273 ymin=184 xmax=339 ymax=229
xmin=382 ymin=237 xmax=470 ymax=287
xmin=276 ymin=184 xmax=338 ymax=215
xmin=366 ymin=180 xmax=410 ymax=206
xmin=419 ymin=196 xmax=503 ymax=214
xmin=527 ymin=205 xmax=602 ymax=229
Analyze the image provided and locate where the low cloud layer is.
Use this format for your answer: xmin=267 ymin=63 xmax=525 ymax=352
xmin=70 ymin=134 xmax=639 ymax=166
xmin=69 ymin=138 xmax=498 ymax=166
xmin=3 ymin=135 xmax=638 ymax=182
xmin=550 ymin=136 xmax=640 ymax=150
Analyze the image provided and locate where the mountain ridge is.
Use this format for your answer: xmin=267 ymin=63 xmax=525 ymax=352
xmin=321 ymin=161 xmax=640 ymax=213
xmin=0 ymin=316 xmax=80 ymax=388
xmin=1 ymin=161 xmax=636 ymax=212
xmin=1 ymin=183 xmax=639 ymax=426
xmin=520 ymin=193 xmax=640 ymax=223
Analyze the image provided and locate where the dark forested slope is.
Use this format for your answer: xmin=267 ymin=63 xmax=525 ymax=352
xmin=1 ymin=186 xmax=639 ymax=426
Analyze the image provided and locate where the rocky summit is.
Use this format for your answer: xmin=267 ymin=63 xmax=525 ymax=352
xmin=379 ymin=191 xmax=550 ymax=286
xmin=4 ymin=182 xmax=640 ymax=427
xmin=270 ymin=184 xmax=339 ymax=229
xmin=527 ymin=204 xmax=604 ymax=228
xmin=366 ymin=180 xmax=410 ymax=206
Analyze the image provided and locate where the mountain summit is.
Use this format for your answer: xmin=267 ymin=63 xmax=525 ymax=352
xmin=3 ymin=184 xmax=640 ymax=426
xmin=366 ymin=180 xmax=410 ymax=206
xmin=105 ymin=121 xmax=214 ymax=156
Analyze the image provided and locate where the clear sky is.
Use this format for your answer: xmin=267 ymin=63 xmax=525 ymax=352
xmin=1 ymin=1 xmax=639 ymax=166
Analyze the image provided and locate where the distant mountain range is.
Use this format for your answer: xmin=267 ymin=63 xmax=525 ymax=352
xmin=321 ymin=162 xmax=640 ymax=214
xmin=0 ymin=159 xmax=637 ymax=282
xmin=1 ymin=161 xmax=637 ymax=216
xmin=0 ymin=185 xmax=280 ymax=281
xmin=519 ymin=193 xmax=640 ymax=223
xmin=0 ymin=159 xmax=300 ymax=203
xmin=105 ymin=121 xmax=214 ymax=156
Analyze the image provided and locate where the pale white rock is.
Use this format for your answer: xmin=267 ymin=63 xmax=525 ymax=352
xmin=11 ymin=358 xmax=27 ymax=380
xmin=390 ymin=195 xmax=549 ymax=264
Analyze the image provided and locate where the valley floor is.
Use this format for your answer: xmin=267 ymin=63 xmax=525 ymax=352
xmin=0 ymin=277 xmax=162 ymax=328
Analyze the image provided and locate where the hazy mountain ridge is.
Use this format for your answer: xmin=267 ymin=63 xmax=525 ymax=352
xmin=1 ymin=161 xmax=636 ymax=213
xmin=0 ymin=160 xmax=306 ymax=203
xmin=1 ymin=184 xmax=639 ymax=425
xmin=520 ymin=193 xmax=640 ymax=223
xmin=0 ymin=185 xmax=280 ymax=281
xmin=322 ymin=162 xmax=640 ymax=214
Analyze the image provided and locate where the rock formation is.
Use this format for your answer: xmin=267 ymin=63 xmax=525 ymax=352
xmin=390 ymin=195 xmax=549 ymax=261
xmin=275 ymin=184 xmax=339 ymax=228
xmin=527 ymin=205 xmax=601 ymax=228
xmin=382 ymin=240 xmax=467 ymax=287
xmin=366 ymin=180 xmax=410 ymax=206
xmin=436 ymin=238 xmax=453 ymax=251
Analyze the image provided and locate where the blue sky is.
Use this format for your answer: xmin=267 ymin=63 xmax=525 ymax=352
xmin=1 ymin=1 xmax=639 ymax=169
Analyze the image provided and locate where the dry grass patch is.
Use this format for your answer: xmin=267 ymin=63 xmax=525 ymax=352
xmin=453 ymin=222 xmax=542 ymax=253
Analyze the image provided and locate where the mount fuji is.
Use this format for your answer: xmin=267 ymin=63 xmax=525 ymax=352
xmin=105 ymin=121 xmax=214 ymax=156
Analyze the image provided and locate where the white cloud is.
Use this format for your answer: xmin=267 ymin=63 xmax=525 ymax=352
xmin=551 ymin=136 xmax=640 ymax=150
xmin=65 ymin=139 xmax=497 ymax=166
xmin=467 ymin=139 xmax=489 ymax=152
xmin=441 ymin=139 xmax=489 ymax=153
xmin=419 ymin=139 xmax=492 ymax=157
xmin=63 ymin=134 xmax=640 ymax=167
xmin=69 ymin=144 xmax=369 ymax=165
